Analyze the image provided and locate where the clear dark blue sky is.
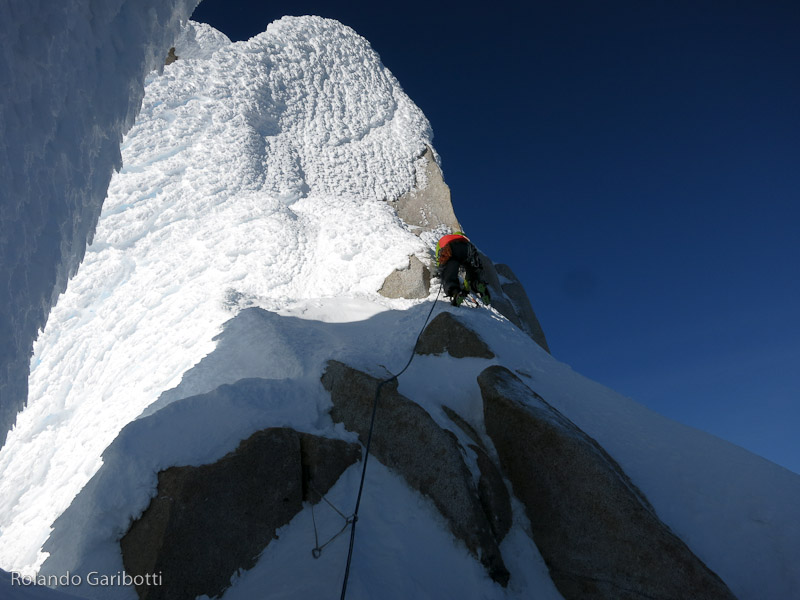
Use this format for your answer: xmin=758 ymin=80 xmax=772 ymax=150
xmin=191 ymin=0 xmax=800 ymax=474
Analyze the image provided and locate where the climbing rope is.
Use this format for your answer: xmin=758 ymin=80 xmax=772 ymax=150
xmin=338 ymin=280 xmax=443 ymax=600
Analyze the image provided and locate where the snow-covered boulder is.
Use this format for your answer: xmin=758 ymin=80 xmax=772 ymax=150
xmin=479 ymin=365 xmax=737 ymax=600
xmin=442 ymin=406 xmax=514 ymax=542
xmin=416 ymin=311 xmax=495 ymax=358
xmin=120 ymin=427 xmax=360 ymax=600
xmin=321 ymin=360 xmax=510 ymax=585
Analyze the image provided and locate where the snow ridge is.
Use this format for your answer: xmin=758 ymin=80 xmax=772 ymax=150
xmin=1 ymin=15 xmax=799 ymax=600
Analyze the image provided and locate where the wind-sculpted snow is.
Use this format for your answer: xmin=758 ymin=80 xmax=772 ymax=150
xmin=2 ymin=14 xmax=799 ymax=600
xmin=0 ymin=16 xmax=432 ymax=575
xmin=0 ymin=0 xmax=200 ymax=447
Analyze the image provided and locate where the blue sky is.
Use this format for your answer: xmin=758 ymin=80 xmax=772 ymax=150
xmin=191 ymin=0 xmax=800 ymax=474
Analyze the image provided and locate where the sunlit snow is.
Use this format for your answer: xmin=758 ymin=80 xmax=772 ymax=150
xmin=1 ymin=15 xmax=799 ymax=600
xmin=0 ymin=16 xmax=431 ymax=576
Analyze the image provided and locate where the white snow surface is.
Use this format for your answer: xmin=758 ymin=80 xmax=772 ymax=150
xmin=1 ymin=15 xmax=799 ymax=600
xmin=0 ymin=13 xmax=431 ymax=577
xmin=0 ymin=0 xmax=200 ymax=446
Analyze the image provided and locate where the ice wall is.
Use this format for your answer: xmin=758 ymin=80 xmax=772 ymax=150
xmin=0 ymin=0 xmax=200 ymax=446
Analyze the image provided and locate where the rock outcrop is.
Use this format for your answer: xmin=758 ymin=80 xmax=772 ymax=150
xmin=378 ymin=255 xmax=431 ymax=299
xmin=321 ymin=360 xmax=510 ymax=586
xmin=441 ymin=406 xmax=513 ymax=543
xmin=120 ymin=428 xmax=360 ymax=600
xmin=478 ymin=365 xmax=737 ymax=600
xmin=390 ymin=147 xmax=461 ymax=233
xmin=165 ymin=47 xmax=178 ymax=66
xmin=493 ymin=263 xmax=550 ymax=352
xmin=415 ymin=312 xmax=495 ymax=358
xmin=385 ymin=143 xmax=549 ymax=352
xmin=471 ymin=443 xmax=513 ymax=542
xmin=479 ymin=254 xmax=550 ymax=352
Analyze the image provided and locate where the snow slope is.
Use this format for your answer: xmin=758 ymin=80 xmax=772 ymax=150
xmin=0 ymin=0 xmax=200 ymax=447
xmin=1 ymin=16 xmax=798 ymax=600
xmin=28 ymin=301 xmax=800 ymax=600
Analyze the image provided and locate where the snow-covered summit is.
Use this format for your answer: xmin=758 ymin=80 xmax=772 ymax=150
xmin=0 ymin=15 xmax=440 ymax=577
xmin=1 ymin=13 xmax=798 ymax=600
xmin=173 ymin=20 xmax=232 ymax=61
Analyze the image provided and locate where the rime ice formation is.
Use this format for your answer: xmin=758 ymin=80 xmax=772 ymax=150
xmin=1 ymin=15 xmax=799 ymax=600
xmin=0 ymin=0 xmax=201 ymax=447
xmin=0 ymin=14 xmax=435 ymax=578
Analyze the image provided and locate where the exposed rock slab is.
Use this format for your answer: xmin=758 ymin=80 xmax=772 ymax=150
xmin=386 ymin=142 xmax=549 ymax=352
xmin=441 ymin=406 xmax=513 ymax=543
xmin=478 ymin=254 xmax=550 ymax=352
xmin=478 ymin=365 xmax=737 ymax=600
xmin=494 ymin=263 xmax=550 ymax=352
xmin=120 ymin=428 xmax=360 ymax=600
xmin=391 ymin=146 xmax=461 ymax=233
xmin=321 ymin=360 xmax=509 ymax=585
xmin=378 ymin=255 xmax=430 ymax=299
xmin=471 ymin=443 xmax=513 ymax=543
xmin=415 ymin=312 xmax=494 ymax=359
xmin=300 ymin=432 xmax=363 ymax=501
xmin=442 ymin=405 xmax=485 ymax=449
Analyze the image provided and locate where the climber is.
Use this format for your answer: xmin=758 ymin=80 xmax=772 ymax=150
xmin=435 ymin=232 xmax=491 ymax=307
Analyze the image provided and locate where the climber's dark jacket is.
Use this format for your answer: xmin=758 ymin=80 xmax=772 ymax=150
xmin=435 ymin=234 xmax=485 ymax=299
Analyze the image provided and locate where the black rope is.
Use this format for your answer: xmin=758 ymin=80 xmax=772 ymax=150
xmin=339 ymin=281 xmax=443 ymax=600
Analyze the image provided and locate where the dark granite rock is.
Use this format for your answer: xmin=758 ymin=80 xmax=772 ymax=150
xmin=494 ymin=263 xmax=550 ymax=353
xmin=478 ymin=365 xmax=737 ymax=600
xmin=415 ymin=312 xmax=494 ymax=359
xmin=477 ymin=254 xmax=550 ymax=353
xmin=120 ymin=428 xmax=359 ymax=600
xmin=299 ymin=431 xmax=362 ymax=502
xmin=165 ymin=47 xmax=178 ymax=66
xmin=321 ymin=360 xmax=509 ymax=586
xmin=442 ymin=405 xmax=485 ymax=450
xmin=471 ymin=443 xmax=513 ymax=543
xmin=441 ymin=405 xmax=513 ymax=544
